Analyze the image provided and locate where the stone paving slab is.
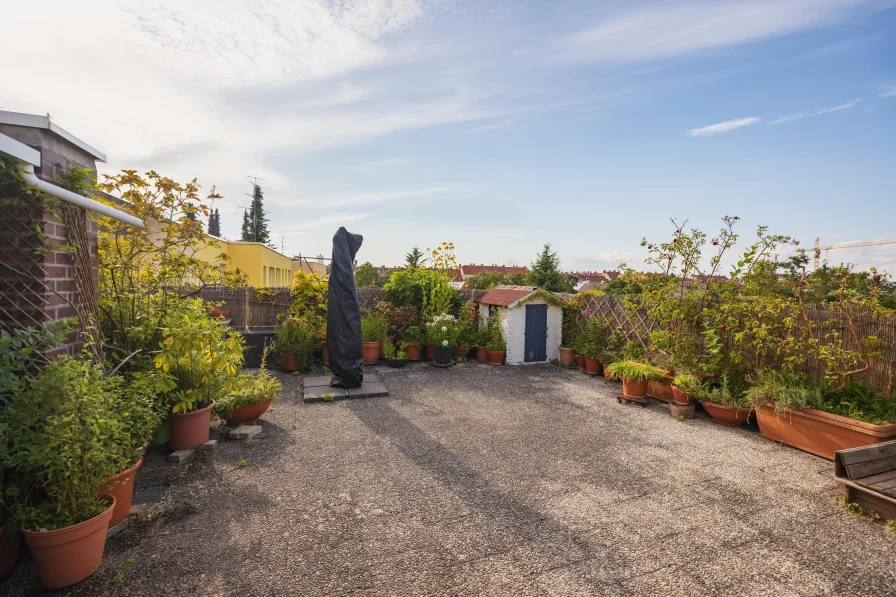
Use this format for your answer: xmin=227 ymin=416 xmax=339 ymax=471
xmin=346 ymin=381 xmax=389 ymax=398
xmin=229 ymin=425 xmax=262 ymax=440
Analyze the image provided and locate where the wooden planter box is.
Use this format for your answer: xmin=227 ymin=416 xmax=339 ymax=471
xmin=757 ymin=404 xmax=896 ymax=461
xmin=647 ymin=376 xmax=675 ymax=403
xmin=835 ymin=441 xmax=896 ymax=521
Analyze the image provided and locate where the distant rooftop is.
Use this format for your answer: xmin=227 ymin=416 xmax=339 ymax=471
xmin=0 ymin=110 xmax=106 ymax=162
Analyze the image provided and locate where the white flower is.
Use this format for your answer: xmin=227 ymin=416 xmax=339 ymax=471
xmin=441 ymin=326 xmax=447 ymax=332
xmin=442 ymin=340 xmax=449 ymax=346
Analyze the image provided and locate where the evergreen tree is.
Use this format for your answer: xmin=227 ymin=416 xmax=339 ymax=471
xmin=240 ymin=209 xmax=251 ymax=241
xmin=405 ymin=246 xmax=427 ymax=268
xmin=526 ymin=243 xmax=575 ymax=293
xmin=207 ymin=208 xmax=221 ymax=237
xmin=241 ymin=183 xmax=272 ymax=245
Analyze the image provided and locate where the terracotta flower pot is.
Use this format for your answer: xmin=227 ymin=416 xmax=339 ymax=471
xmin=0 ymin=525 xmax=19 ymax=579
xmin=558 ymin=346 xmax=575 ymax=366
xmin=405 ymin=344 xmax=422 ymax=361
xmin=23 ymin=496 xmax=115 ymax=589
xmin=101 ymin=458 xmax=143 ymax=528
xmin=385 ymin=358 xmax=409 ymax=368
xmin=361 ymin=341 xmax=382 ymax=364
xmin=584 ymin=356 xmax=602 ymax=375
xmin=453 ymin=347 xmax=469 ymax=360
xmin=487 ymin=350 xmax=505 ymax=365
xmin=475 ymin=346 xmax=488 ymax=363
xmin=168 ymin=402 xmax=214 ymax=451
xmin=671 ymin=386 xmax=691 ymax=405
xmin=225 ymin=398 xmax=273 ymax=426
xmin=575 ymin=354 xmax=586 ymax=371
xmin=434 ymin=345 xmax=454 ymax=365
xmin=701 ymin=401 xmax=753 ymax=428
xmin=622 ymin=379 xmax=648 ymax=398
xmin=756 ymin=404 xmax=896 ymax=461
xmin=320 ymin=343 xmax=329 ymax=365
xmin=210 ymin=308 xmax=231 ymax=320
xmin=281 ymin=349 xmax=299 ymax=372
xmin=425 ymin=341 xmax=435 ymax=360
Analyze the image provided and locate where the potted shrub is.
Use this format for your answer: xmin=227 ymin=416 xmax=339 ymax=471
xmin=671 ymin=372 xmax=700 ymax=405
xmin=747 ymin=371 xmax=896 ymax=460
xmin=383 ymin=341 xmax=410 ymax=368
xmin=694 ymin=373 xmax=753 ymax=427
xmin=427 ymin=313 xmax=459 ymax=365
xmin=276 ymin=317 xmax=316 ymax=372
xmin=214 ymin=347 xmax=283 ymax=426
xmin=473 ymin=328 xmax=489 ymax=363
xmin=604 ymin=361 xmax=664 ymax=398
xmin=315 ymin=323 xmax=328 ymax=365
xmin=453 ymin=325 xmax=473 ymax=360
xmin=154 ymin=302 xmax=245 ymax=451
xmin=581 ymin=315 xmax=607 ymax=375
xmin=361 ymin=312 xmax=388 ymax=364
xmin=0 ymin=357 xmax=125 ymax=589
xmin=484 ymin=314 xmax=506 ymax=365
xmin=401 ymin=326 xmax=425 ymax=361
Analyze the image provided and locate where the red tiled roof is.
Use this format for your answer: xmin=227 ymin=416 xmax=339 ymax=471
xmin=476 ymin=285 xmax=538 ymax=306
xmin=460 ymin=264 xmax=528 ymax=279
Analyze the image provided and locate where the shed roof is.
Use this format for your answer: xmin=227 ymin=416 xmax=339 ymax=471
xmin=476 ymin=285 xmax=539 ymax=306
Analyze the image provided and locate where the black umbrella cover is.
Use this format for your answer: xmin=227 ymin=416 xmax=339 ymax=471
xmin=327 ymin=227 xmax=364 ymax=388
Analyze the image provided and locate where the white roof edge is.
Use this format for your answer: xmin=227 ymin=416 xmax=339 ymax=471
xmin=0 ymin=132 xmax=41 ymax=166
xmin=0 ymin=110 xmax=106 ymax=162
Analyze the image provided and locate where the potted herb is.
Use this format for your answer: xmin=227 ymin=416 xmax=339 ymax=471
xmin=485 ymin=314 xmax=506 ymax=365
xmin=361 ymin=312 xmax=388 ymax=364
xmin=383 ymin=341 xmax=410 ymax=368
xmin=276 ymin=317 xmax=317 ymax=372
xmin=214 ymin=347 xmax=283 ymax=426
xmin=694 ymin=372 xmax=753 ymax=427
xmin=427 ymin=313 xmax=459 ymax=365
xmin=604 ymin=361 xmax=664 ymax=398
xmin=401 ymin=325 xmax=425 ymax=361
xmin=472 ymin=328 xmax=489 ymax=363
xmin=453 ymin=324 xmax=473 ymax=360
xmin=0 ymin=357 xmax=125 ymax=589
xmin=671 ymin=372 xmax=700 ymax=405
xmin=580 ymin=315 xmax=607 ymax=375
xmin=154 ymin=301 xmax=245 ymax=451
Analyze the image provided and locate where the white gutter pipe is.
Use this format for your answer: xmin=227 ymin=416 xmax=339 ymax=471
xmin=20 ymin=164 xmax=145 ymax=229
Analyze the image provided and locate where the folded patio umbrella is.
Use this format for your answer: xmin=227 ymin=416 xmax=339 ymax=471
xmin=328 ymin=227 xmax=364 ymax=388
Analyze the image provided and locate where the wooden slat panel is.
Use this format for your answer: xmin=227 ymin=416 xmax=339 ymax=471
xmin=855 ymin=469 xmax=896 ymax=488
xmin=872 ymin=477 xmax=896 ymax=492
xmin=847 ymin=456 xmax=896 ymax=480
xmin=837 ymin=441 xmax=896 ymax=466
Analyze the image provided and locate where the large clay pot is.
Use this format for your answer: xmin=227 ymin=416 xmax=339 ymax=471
xmin=425 ymin=341 xmax=435 ymax=360
xmin=23 ymin=497 xmax=115 ymax=589
xmin=405 ymin=344 xmax=422 ymax=361
xmin=361 ymin=341 xmax=382 ymax=364
xmin=320 ymin=343 xmax=329 ymax=365
xmin=756 ymin=404 xmax=896 ymax=461
xmin=701 ymin=401 xmax=753 ymax=428
xmin=487 ymin=350 xmax=505 ymax=366
xmin=622 ymin=379 xmax=648 ymax=398
xmin=225 ymin=398 xmax=273 ymax=426
xmin=281 ymin=349 xmax=299 ymax=372
xmin=101 ymin=458 xmax=143 ymax=528
xmin=168 ymin=402 xmax=214 ymax=451
xmin=475 ymin=346 xmax=488 ymax=363
xmin=0 ymin=525 xmax=18 ymax=578
xmin=210 ymin=308 xmax=231 ymax=320
xmin=671 ymin=386 xmax=691 ymax=405
xmin=584 ymin=356 xmax=602 ymax=375
xmin=558 ymin=346 xmax=575 ymax=366
xmin=434 ymin=345 xmax=454 ymax=365
xmin=575 ymin=354 xmax=586 ymax=371
xmin=453 ymin=347 xmax=469 ymax=360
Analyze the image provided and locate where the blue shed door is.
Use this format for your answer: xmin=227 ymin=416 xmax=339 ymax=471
xmin=524 ymin=304 xmax=548 ymax=362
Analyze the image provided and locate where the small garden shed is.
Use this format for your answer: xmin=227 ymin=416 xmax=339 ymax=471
xmin=476 ymin=285 xmax=563 ymax=365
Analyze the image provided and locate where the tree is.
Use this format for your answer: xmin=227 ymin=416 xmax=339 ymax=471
xmin=354 ymin=262 xmax=382 ymax=288
xmin=526 ymin=243 xmax=575 ymax=292
xmin=405 ymin=246 xmax=426 ymax=268
xmin=465 ymin=271 xmax=506 ymax=290
xmin=207 ymin=208 xmax=221 ymax=237
xmin=241 ymin=183 xmax=271 ymax=245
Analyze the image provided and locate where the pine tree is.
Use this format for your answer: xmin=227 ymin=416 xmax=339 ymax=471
xmin=207 ymin=208 xmax=221 ymax=237
xmin=240 ymin=209 xmax=251 ymax=241
xmin=241 ymin=183 xmax=272 ymax=245
xmin=526 ymin=243 xmax=575 ymax=293
xmin=405 ymin=246 xmax=426 ymax=268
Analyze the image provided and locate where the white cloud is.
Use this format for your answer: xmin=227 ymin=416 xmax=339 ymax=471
xmin=580 ymin=250 xmax=637 ymax=263
xmin=367 ymin=157 xmax=414 ymax=167
xmin=552 ymin=0 xmax=875 ymax=65
xmin=768 ymin=98 xmax=861 ymax=124
xmin=290 ymin=186 xmax=454 ymax=208
xmin=273 ymin=213 xmax=373 ymax=233
xmin=880 ymin=87 xmax=896 ymax=98
xmin=686 ymin=117 xmax=762 ymax=136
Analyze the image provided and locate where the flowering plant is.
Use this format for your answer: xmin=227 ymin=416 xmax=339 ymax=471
xmin=426 ymin=313 xmax=459 ymax=347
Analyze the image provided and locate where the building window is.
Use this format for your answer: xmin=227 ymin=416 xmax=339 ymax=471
xmin=263 ymin=266 xmax=267 ymax=285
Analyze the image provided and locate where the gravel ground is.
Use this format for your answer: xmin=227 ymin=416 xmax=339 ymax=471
xmin=5 ymin=362 xmax=896 ymax=596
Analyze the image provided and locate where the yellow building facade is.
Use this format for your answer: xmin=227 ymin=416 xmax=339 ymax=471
xmin=192 ymin=236 xmax=293 ymax=287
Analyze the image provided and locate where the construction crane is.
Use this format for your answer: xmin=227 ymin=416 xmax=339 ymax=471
xmin=796 ymin=237 xmax=896 ymax=270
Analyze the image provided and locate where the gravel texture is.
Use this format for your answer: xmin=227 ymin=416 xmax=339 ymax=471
xmin=5 ymin=362 xmax=896 ymax=596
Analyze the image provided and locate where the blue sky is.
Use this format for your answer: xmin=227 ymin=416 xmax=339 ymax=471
xmin=2 ymin=1 xmax=895 ymax=272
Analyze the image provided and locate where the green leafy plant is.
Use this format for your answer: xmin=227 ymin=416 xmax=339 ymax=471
xmin=153 ymin=299 xmax=245 ymax=413
xmin=426 ymin=313 xmax=459 ymax=347
xmin=276 ymin=317 xmax=318 ymax=361
xmin=604 ymin=361 xmax=664 ymax=383
xmin=693 ymin=372 xmax=751 ymax=409
xmin=580 ymin=315 xmax=608 ymax=358
xmin=401 ymin=325 xmax=426 ymax=347
xmin=383 ymin=341 xmax=409 ymax=360
xmin=834 ymin=496 xmax=867 ymax=518
xmin=672 ymin=373 xmax=701 ymax=393
xmin=361 ymin=313 xmax=389 ymax=343
xmin=0 ymin=319 xmax=77 ymax=398
xmin=484 ymin=312 xmax=506 ymax=352
xmin=214 ymin=348 xmax=282 ymax=416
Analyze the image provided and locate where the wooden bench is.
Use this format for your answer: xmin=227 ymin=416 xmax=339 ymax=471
xmin=834 ymin=440 xmax=896 ymax=520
